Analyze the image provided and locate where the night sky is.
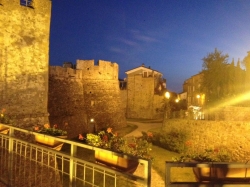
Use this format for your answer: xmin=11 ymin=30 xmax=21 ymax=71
xmin=49 ymin=0 xmax=250 ymax=93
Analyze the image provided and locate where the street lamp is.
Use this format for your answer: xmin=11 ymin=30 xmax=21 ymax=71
xmin=197 ymin=94 xmax=200 ymax=106
xmin=89 ymin=118 xmax=96 ymax=133
xmin=165 ymin=91 xmax=170 ymax=100
xmin=162 ymin=91 xmax=170 ymax=129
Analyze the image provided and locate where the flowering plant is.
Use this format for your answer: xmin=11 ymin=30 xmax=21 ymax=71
xmin=173 ymin=143 xmax=231 ymax=162
xmin=34 ymin=124 xmax=67 ymax=136
xmin=78 ymin=128 xmax=153 ymax=160
xmin=0 ymin=108 xmax=11 ymax=124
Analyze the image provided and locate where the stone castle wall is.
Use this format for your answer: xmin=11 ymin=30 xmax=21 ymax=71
xmin=126 ymin=74 xmax=164 ymax=119
xmin=0 ymin=0 xmax=51 ymax=128
xmin=76 ymin=59 xmax=118 ymax=80
xmin=166 ymin=119 xmax=250 ymax=162
xmin=49 ymin=60 xmax=126 ymax=138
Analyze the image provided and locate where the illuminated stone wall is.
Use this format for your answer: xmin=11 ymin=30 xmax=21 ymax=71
xmin=49 ymin=60 xmax=126 ymax=138
xmin=126 ymin=74 xmax=164 ymax=119
xmin=166 ymin=119 xmax=250 ymax=162
xmin=0 ymin=0 xmax=51 ymax=127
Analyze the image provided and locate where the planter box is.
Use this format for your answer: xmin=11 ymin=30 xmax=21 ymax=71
xmin=193 ymin=164 xmax=250 ymax=182
xmin=0 ymin=124 xmax=9 ymax=134
xmin=35 ymin=134 xmax=67 ymax=151
xmin=166 ymin=161 xmax=250 ymax=186
xmin=95 ymin=150 xmax=139 ymax=173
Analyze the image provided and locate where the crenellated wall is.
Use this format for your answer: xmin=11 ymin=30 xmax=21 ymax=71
xmin=76 ymin=59 xmax=119 ymax=80
xmin=48 ymin=60 xmax=126 ymax=138
xmin=0 ymin=0 xmax=51 ymax=128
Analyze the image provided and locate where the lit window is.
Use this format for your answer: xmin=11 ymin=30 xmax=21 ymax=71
xmin=20 ymin=0 xmax=33 ymax=7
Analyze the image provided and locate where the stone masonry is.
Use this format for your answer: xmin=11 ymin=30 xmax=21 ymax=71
xmin=49 ymin=60 xmax=126 ymax=138
xmin=165 ymin=119 xmax=250 ymax=162
xmin=0 ymin=0 xmax=51 ymax=128
xmin=126 ymin=73 xmax=165 ymax=119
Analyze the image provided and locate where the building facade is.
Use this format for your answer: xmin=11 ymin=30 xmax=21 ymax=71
xmin=125 ymin=64 xmax=167 ymax=119
xmin=183 ymin=72 xmax=204 ymax=107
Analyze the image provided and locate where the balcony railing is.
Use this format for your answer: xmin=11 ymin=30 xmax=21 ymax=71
xmin=0 ymin=123 xmax=151 ymax=187
xmin=165 ymin=161 xmax=250 ymax=187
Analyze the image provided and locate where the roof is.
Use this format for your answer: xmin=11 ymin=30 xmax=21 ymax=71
xmin=125 ymin=64 xmax=162 ymax=75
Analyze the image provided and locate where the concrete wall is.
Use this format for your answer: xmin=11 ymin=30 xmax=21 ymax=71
xmin=0 ymin=0 xmax=51 ymax=128
xmin=166 ymin=119 xmax=250 ymax=162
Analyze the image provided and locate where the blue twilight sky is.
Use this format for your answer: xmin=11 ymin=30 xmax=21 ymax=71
xmin=49 ymin=0 xmax=250 ymax=93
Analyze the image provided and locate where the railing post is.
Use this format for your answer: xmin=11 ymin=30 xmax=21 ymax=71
xmin=143 ymin=159 xmax=151 ymax=187
xmin=69 ymin=144 xmax=77 ymax=186
xmin=165 ymin=162 xmax=171 ymax=187
xmin=147 ymin=160 xmax=151 ymax=187
xmin=8 ymin=127 xmax=14 ymax=186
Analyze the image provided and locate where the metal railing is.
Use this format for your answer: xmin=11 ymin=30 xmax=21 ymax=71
xmin=165 ymin=161 xmax=250 ymax=187
xmin=0 ymin=123 xmax=151 ymax=187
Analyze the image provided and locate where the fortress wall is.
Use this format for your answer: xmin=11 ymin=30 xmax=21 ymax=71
xmin=127 ymin=74 xmax=161 ymax=119
xmin=0 ymin=0 xmax=51 ymax=127
xmin=76 ymin=59 xmax=118 ymax=80
xmin=49 ymin=60 xmax=126 ymax=138
xmin=49 ymin=66 xmax=83 ymax=79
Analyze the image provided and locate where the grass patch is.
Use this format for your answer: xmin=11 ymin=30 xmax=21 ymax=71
xmin=151 ymin=145 xmax=196 ymax=182
xmin=115 ymin=121 xmax=196 ymax=182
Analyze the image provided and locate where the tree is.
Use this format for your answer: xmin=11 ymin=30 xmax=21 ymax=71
xmin=242 ymin=51 xmax=250 ymax=71
xmin=201 ymin=48 xmax=229 ymax=105
xmin=242 ymin=51 xmax=250 ymax=91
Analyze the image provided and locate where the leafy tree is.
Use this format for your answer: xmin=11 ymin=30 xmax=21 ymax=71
xmin=201 ymin=48 xmax=229 ymax=105
xmin=242 ymin=51 xmax=250 ymax=71
xmin=242 ymin=51 xmax=250 ymax=90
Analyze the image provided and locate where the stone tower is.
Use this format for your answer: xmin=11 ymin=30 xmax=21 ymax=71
xmin=48 ymin=60 xmax=126 ymax=138
xmin=0 ymin=0 xmax=51 ymax=127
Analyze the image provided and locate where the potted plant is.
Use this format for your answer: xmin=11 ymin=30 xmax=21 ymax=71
xmin=34 ymin=124 xmax=67 ymax=150
xmin=78 ymin=128 xmax=153 ymax=173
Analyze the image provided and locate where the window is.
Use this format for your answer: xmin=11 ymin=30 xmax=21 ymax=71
xmin=20 ymin=0 xmax=33 ymax=7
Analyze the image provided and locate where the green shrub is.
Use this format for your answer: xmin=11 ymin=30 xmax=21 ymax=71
xmin=151 ymin=129 xmax=189 ymax=153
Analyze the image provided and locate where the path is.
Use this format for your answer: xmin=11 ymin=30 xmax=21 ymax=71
xmin=125 ymin=120 xmax=165 ymax=187
xmin=125 ymin=120 xmax=163 ymax=137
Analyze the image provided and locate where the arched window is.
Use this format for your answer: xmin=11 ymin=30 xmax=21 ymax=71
xmin=20 ymin=0 xmax=33 ymax=7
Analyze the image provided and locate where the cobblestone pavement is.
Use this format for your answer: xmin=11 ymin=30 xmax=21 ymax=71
xmin=125 ymin=120 xmax=165 ymax=187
